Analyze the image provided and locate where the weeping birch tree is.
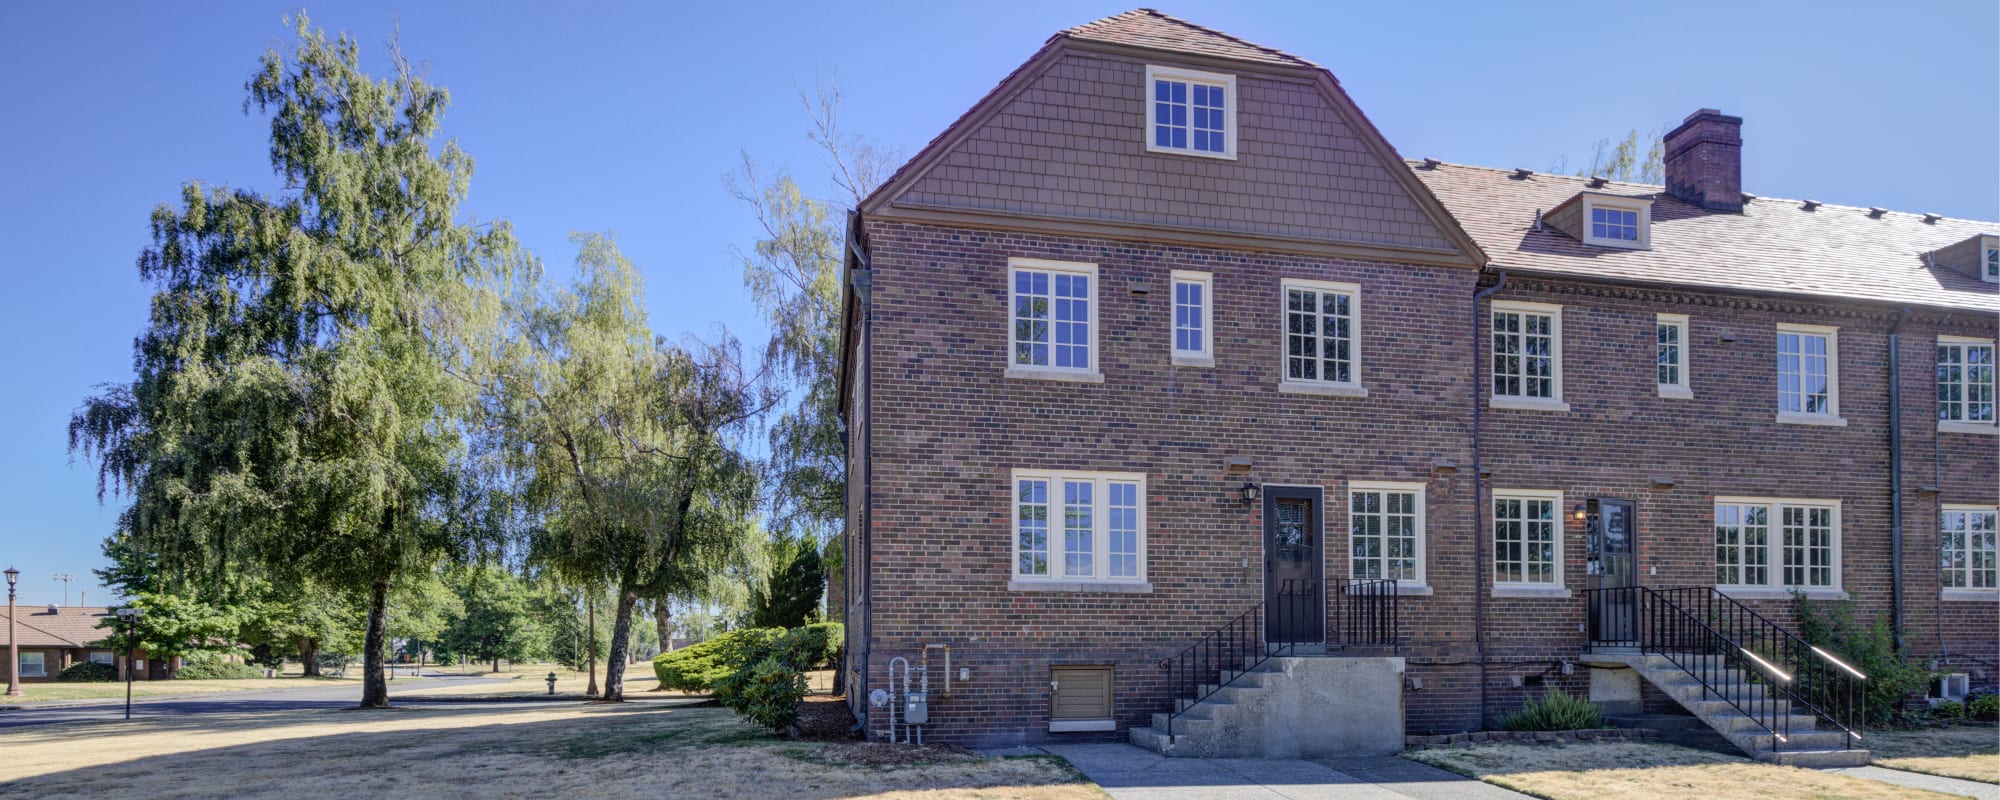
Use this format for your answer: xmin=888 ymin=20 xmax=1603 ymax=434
xmin=496 ymin=233 xmax=767 ymax=701
xmin=69 ymin=15 xmax=514 ymax=708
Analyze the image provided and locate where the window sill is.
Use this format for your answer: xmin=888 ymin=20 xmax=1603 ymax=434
xmin=1005 ymin=367 xmax=1105 ymax=384
xmin=1657 ymin=385 xmax=1694 ymax=400
xmin=1776 ymin=413 xmax=1847 ymax=427
xmin=1492 ymin=585 xmax=1571 ymax=599
xmin=1938 ymin=421 xmax=1998 ymax=436
xmin=1384 ymin=583 xmax=1433 ymax=597
xmin=1172 ymin=353 xmax=1215 ymax=368
xmin=1942 ymin=589 xmax=1999 ymax=603
xmin=1279 ymin=381 xmax=1368 ymax=398
xmin=1489 ymin=396 xmax=1571 ymax=413
xmin=1049 ymin=719 xmax=1117 ymax=732
xmin=1009 ymin=579 xmax=1152 ymax=594
xmin=1716 ymin=587 xmax=1848 ymax=601
xmin=1144 ymin=143 xmax=1237 ymax=161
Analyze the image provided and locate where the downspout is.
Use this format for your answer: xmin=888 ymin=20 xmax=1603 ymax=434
xmin=1888 ymin=307 xmax=1911 ymax=653
xmin=1471 ymin=267 xmax=1508 ymax=727
xmin=1932 ymin=310 xmax=1955 ymax=664
xmin=846 ymin=215 xmax=876 ymax=735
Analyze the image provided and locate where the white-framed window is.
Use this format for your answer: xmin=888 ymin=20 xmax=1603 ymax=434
xmin=1657 ymin=313 xmax=1691 ymax=398
xmin=18 ymin=652 xmax=45 ymax=678
xmin=1985 ymin=242 xmax=1998 ymax=284
xmin=1776 ymin=323 xmax=1841 ymax=423
xmin=1938 ymin=337 xmax=1996 ymax=431
xmin=1490 ymin=301 xmax=1565 ymax=410
xmin=1581 ymin=195 xmax=1651 ymax=249
xmin=1492 ymin=489 xmax=1563 ymax=589
xmin=88 ymin=651 xmax=116 ymax=665
xmin=1715 ymin=498 xmax=1841 ymax=591
xmin=1144 ymin=65 xmax=1236 ymax=159
xmin=1013 ymin=469 xmax=1146 ymax=584
xmin=1171 ymin=270 xmax=1213 ymax=366
xmin=1349 ymin=482 xmax=1425 ymax=587
xmin=1007 ymin=258 xmax=1100 ymax=381
xmin=1280 ymin=279 xmax=1363 ymax=394
xmin=1941 ymin=506 xmax=1998 ymax=592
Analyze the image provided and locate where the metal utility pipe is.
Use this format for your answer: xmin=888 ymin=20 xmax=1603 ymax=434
xmin=1887 ymin=307 xmax=1911 ymax=652
xmin=1470 ymin=268 xmax=1508 ymax=727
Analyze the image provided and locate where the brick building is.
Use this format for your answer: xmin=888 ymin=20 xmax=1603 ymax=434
xmin=838 ymin=9 xmax=1997 ymax=753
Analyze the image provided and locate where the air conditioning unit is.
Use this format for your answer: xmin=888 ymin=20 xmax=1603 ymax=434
xmin=1931 ymin=673 xmax=1971 ymax=701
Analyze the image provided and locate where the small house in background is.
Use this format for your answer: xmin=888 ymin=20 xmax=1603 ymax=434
xmin=2 ymin=605 xmax=173 ymax=682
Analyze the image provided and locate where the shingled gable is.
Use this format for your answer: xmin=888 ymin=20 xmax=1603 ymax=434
xmin=856 ymin=9 xmax=1487 ymax=269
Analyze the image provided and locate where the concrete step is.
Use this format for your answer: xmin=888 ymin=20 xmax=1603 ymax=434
xmin=1753 ymin=747 xmax=1871 ymax=768
xmin=1699 ymin=709 xmax=1819 ymax=734
xmin=1128 ymin=725 xmax=1174 ymax=754
xmin=1603 ymin=712 xmax=1712 ymax=732
xmin=1734 ymin=729 xmax=1859 ymax=753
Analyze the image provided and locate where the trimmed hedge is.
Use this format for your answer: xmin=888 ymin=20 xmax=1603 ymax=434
xmin=174 ymin=654 xmax=263 ymax=680
xmin=652 ymin=628 xmax=785 ymax=693
xmin=57 ymin=661 xmax=118 ymax=682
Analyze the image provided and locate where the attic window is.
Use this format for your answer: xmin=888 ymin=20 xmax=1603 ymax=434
xmin=1145 ymin=65 xmax=1236 ymax=159
xmin=1581 ymin=195 xmax=1652 ymax=249
xmin=1986 ymin=242 xmax=1998 ymax=283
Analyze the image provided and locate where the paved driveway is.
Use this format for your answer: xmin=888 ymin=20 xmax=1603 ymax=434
xmin=1040 ymin=743 xmax=1535 ymax=800
xmin=0 ymin=673 xmax=514 ymax=729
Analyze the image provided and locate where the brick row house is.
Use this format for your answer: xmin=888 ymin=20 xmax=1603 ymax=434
xmin=837 ymin=9 xmax=1997 ymax=757
xmin=3 ymin=605 xmax=171 ymax=682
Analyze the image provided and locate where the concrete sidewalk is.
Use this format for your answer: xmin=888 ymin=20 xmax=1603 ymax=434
xmin=1822 ymin=766 xmax=2000 ymax=800
xmin=1039 ymin=743 xmax=1535 ymax=800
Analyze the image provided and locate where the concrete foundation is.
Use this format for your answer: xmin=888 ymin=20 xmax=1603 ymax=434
xmin=1132 ymin=656 xmax=1405 ymax=758
xmin=1589 ymin=664 xmax=1643 ymax=714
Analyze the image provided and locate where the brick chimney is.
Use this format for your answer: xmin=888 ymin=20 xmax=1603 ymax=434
xmin=1663 ymin=108 xmax=1743 ymax=212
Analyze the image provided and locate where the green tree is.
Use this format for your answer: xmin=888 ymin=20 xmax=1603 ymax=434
xmin=749 ymin=533 xmax=824 ymax=628
xmin=235 ymin=577 xmax=356 ymax=676
xmin=1557 ymin=128 xmax=1664 ymax=184
xmin=93 ymin=591 xmax=243 ymax=674
xmin=437 ymin=565 xmax=539 ymax=671
xmin=69 ymin=15 xmax=516 ymax=708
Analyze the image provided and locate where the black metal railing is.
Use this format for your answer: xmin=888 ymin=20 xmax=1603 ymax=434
xmin=1583 ymin=586 xmax=1868 ymax=751
xmin=1332 ymin=579 xmax=1400 ymax=649
xmin=1158 ymin=602 xmax=1294 ymax=737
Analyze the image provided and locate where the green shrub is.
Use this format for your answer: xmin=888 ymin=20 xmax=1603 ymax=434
xmin=1968 ymin=693 xmax=1999 ymax=720
xmin=56 ymin=661 xmax=118 ymax=682
xmin=774 ymin=623 xmax=843 ymax=670
xmin=1500 ymin=688 xmax=1603 ymax=731
xmin=651 ymin=628 xmax=784 ymax=693
xmin=1792 ymin=594 xmax=1931 ymax=726
xmin=1930 ymin=700 xmax=1967 ymax=720
xmin=720 ymin=656 xmax=807 ymax=733
xmin=174 ymin=654 xmax=263 ymax=680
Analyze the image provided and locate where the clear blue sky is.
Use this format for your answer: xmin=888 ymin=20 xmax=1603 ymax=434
xmin=1 ymin=1 xmax=1993 ymax=606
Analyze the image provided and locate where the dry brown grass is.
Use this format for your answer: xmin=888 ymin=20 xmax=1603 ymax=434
xmin=8 ymin=676 xmax=358 ymax=704
xmin=0 ymin=699 xmax=1101 ymax=800
xmin=1867 ymin=724 xmax=2000 ymax=784
xmin=1407 ymin=740 xmax=1965 ymax=800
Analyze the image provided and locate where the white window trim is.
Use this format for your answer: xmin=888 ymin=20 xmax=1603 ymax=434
xmin=1775 ymin=323 xmax=1844 ymax=426
xmin=1938 ymin=335 xmax=1997 ymax=434
xmin=1656 ymin=313 xmax=1693 ymax=399
xmin=1006 ymin=258 xmax=1103 ymax=383
xmin=1941 ymin=504 xmax=1998 ymax=598
xmin=1582 ymin=195 xmax=1652 ymax=249
xmin=18 ymin=651 xmax=46 ymax=677
xmin=1170 ymin=269 xmax=1214 ymax=367
xmin=1143 ymin=65 xmax=1238 ymax=160
xmin=1348 ymin=481 xmax=1427 ymax=592
xmin=1491 ymin=488 xmax=1568 ymax=597
xmin=1713 ymin=496 xmax=1845 ymax=597
xmin=1982 ymin=236 xmax=1998 ymax=284
xmin=1278 ymin=278 xmax=1367 ymax=397
xmin=1489 ymin=300 xmax=1568 ymax=412
xmin=1009 ymin=469 xmax=1149 ymax=591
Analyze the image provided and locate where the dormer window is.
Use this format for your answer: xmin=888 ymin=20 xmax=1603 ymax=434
xmin=1145 ymin=65 xmax=1236 ymax=159
xmin=1986 ymin=241 xmax=1998 ymax=283
xmin=1580 ymin=195 xmax=1651 ymax=249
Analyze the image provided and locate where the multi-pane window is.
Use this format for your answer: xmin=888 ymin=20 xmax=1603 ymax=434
xmin=1987 ymin=245 xmax=1998 ymax=282
xmin=1146 ymin=66 xmax=1234 ymax=157
xmin=1937 ymin=339 xmax=1996 ymax=425
xmin=1009 ymin=259 xmax=1096 ymax=374
xmin=1350 ymin=483 xmax=1424 ymax=585
xmin=17 ymin=652 xmax=45 ymax=678
xmin=88 ymin=651 xmax=115 ymax=665
xmin=1013 ymin=470 xmax=1146 ymax=583
xmin=1492 ymin=303 xmax=1560 ymax=400
xmin=1171 ymin=270 xmax=1211 ymax=361
xmin=1591 ymin=207 xmax=1638 ymax=241
xmin=1493 ymin=491 xmax=1560 ymax=586
xmin=1283 ymin=280 xmax=1359 ymax=386
xmin=1715 ymin=499 xmax=1840 ymax=590
xmin=1776 ymin=325 xmax=1837 ymax=416
xmin=1941 ymin=507 xmax=1998 ymax=591
xmin=1657 ymin=314 xmax=1689 ymax=393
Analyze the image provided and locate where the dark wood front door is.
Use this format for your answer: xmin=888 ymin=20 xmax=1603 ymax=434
xmin=1588 ymin=498 xmax=1638 ymax=645
xmin=1263 ymin=486 xmax=1324 ymax=645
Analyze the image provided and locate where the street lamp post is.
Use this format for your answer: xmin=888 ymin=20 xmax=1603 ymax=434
xmin=117 ymin=606 xmax=142 ymax=720
xmin=5 ymin=567 xmax=21 ymax=698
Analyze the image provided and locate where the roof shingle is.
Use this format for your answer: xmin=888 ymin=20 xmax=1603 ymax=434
xmin=1062 ymin=9 xmax=1318 ymax=69
xmin=0 ymin=606 xmax=117 ymax=648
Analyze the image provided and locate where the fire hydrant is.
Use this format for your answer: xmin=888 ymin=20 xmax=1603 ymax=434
xmin=546 ymin=672 xmax=558 ymax=695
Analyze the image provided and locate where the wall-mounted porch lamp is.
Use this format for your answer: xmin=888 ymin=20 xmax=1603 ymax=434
xmin=1239 ymin=482 xmax=1261 ymax=505
xmin=1572 ymin=503 xmax=1589 ymax=522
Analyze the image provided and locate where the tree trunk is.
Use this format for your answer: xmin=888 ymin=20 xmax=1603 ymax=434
xmin=654 ymin=599 xmax=672 ymax=652
xmin=359 ymin=578 xmax=392 ymax=708
xmin=585 ymin=593 xmax=599 ymax=698
xmin=603 ymin=590 xmax=638 ymax=701
xmin=299 ymin=637 xmax=321 ymax=677
xmin=492 ymin=654 xmax=499 ymax=673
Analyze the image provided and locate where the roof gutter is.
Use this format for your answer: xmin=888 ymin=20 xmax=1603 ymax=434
xmin=1482 ymin=264 xmax=1996 ymax=317
xmin=1471 ymin=266 xmax=1508 ymax=726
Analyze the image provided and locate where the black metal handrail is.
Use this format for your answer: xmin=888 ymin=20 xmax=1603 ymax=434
xmin=1332 ymin=579 xmax=1399 ymax=649
xmin=1644 ymin=588 xmax=1800 ymax=750
xmin=1653 ymin=587 xmax=1865 ymax=750
xmin=1156 ymin=600 xmax=1299 ymax=738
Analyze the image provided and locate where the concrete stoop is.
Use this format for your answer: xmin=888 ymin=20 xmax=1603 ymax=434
xmin=1127 ymin=656 xmax=1404 ymax=758
xmin=1595 ymin=652 xmax=1871 ymax=767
